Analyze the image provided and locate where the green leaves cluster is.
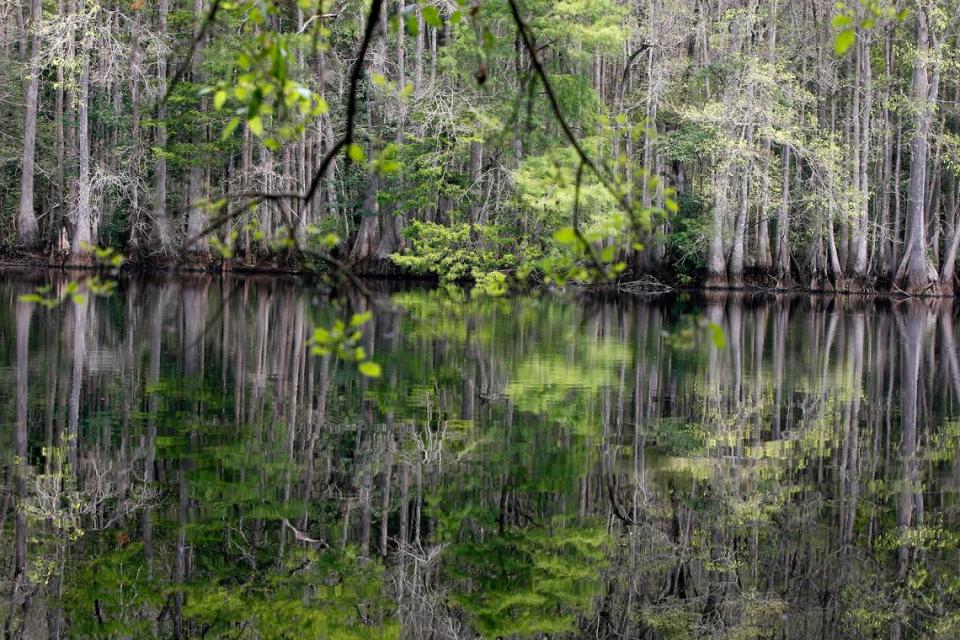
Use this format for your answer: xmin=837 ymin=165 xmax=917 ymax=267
xmin=309 ymin=311 xmax=382 ymax=378
xmin=391 ymin=221 xmax=522 ymax=286
xmin=207 ymin=2 xmax=328 ymax=149
xmin=833 ymin=1 xmax=909 ymax=55
xmin=446 ymin=521 xmax=610 ymax=638
xmin=19 ymin=245 xmax=122 ymax=308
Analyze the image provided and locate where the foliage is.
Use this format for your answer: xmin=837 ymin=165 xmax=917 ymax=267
xmin=445 ymin=521 xmax=610 ymax=638
xmin=309 ymin=311 xmax=382 ymax=377
xmin=391 ymin=221 xmax=523 ymax=284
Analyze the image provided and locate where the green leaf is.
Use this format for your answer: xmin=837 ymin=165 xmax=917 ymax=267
xmin=553 ymin=227 xmax=577 ymax=244
xmin=834 ymin=29 xmax=856 ymax=55
xmin=350 ymin=311 xmax=373 ymax=327
xmin=247 ymin=115 xmax=264 ymax=137
xmin=405 ymin=13 xmax=420 ymax=36
xmin=222 ymin=117 xmax=241 ymax=140
xmin=707 ymin=322 xmax=726 ymax=349
xmin=213 ymin=90 xmax=227 ymax=110
xmin=831 ymin=14 xmax=853 ymax=28
xmin=358 ymin=361 xmax=382 ymax=378
xmin=422 ymin=6 xmax=441 ymax=28
xmin=347 ymin=144 xmax=366 ymax=162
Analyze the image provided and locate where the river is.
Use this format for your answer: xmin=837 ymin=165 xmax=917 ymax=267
xmin=0 ymin=274 xmax=957 ymax=638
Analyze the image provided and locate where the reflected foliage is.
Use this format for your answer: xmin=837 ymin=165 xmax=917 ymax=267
xmin=0 ymin=276 xmax=958 ymax=638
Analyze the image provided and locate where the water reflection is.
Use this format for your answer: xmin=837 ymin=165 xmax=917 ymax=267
xmin=1 ymin=275 xmax=958 ymax=639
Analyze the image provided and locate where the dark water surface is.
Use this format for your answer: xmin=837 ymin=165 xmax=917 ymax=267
xmin=1 ymin=274 xmax=959 ymax=639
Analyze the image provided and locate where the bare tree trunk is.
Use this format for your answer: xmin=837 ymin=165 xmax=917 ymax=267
xmin=892 ymin=117 xmax=903 ymax=268
xmin=396 ymin=0 xmax=405 ymax=86
xmin=728 ymin=117 xmax=754 ymax=288
xmin=467 ymin=140 xmax=483 ymax=225
xmin=413 ymin=6 xmax=424 ymax=93
xmin=127 ymin=7 xmax=144 ymax=253
xmin=153 ymin=0 xmax=175 ymax=257
xmin=774 ymin=146 xmax=792 ymax=287
xmin=755 ymin=0 xmax=777 ymax=275
xmin=54 ymin=0 xmax=65 ymax=238
xmin=878 ymin=35 xmax=894 ymax=277
xmin=894 ymin=7 xmax=940 ymax=295
xmin=16 ymin=0 xmax=42 ymax=249
xmin=849 ymin=34 xmax=872 ymax=284
xmin=939 ymin=170 xmax=960 ymax=293
xmin=185 ymin=0 xmax=210 ymax=263
xmin=70 ymin=30 xmax=93 ymax=265
xmin=705 ymin=160 xmax=730 ymax=288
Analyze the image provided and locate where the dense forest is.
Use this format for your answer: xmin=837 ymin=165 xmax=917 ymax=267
xmin=2 ymin=0 xmax=960 ymax=295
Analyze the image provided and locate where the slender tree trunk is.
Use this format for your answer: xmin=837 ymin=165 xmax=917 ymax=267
xmin=467 ymin=141 xmax=483 ymax=225
xmin=413 ymin=6 xmax=424 ymax=93
xmin=755 ymin=0 xmax=778 ymax=275
xmin=185 ymin=0 xmax=210 ymax=263
xmin=728 ymin=126 xmax=754 ymax=288
xmin=127 ymin=7 xmax=144 ymax=253
xmin=70 ymin=28 xmax=93 ymax=264
xmin=705 ymin=160 xmax=730 ymax=288
xmin=16 ymin=0 xmax=42 ymax=249
xmin=774 ymin=146 xmax=792 ymax=287
xmin=54 ymin=0 xmax=65 ymax=238
xmin=153 ymin=0 xmax=175 ymax=257
xmin=849 ymin=34 xmax=872 ymax=283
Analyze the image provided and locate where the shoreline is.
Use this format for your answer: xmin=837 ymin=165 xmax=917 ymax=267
xmin=0 ymin=256 xmax=953 ymax=300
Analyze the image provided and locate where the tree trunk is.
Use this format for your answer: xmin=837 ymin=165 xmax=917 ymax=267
xmin=16 ymin=0 xmax=42 ymax=250
xmin=413 ymin=6 xmax=424 ymax=94
xmin=70 ymin=35 xmax=93 ymax=265
xmin=849 ymin=35 xmax=872 ymax=284
xmin=894 ymin=7 xmax=940 ymax=295
xmin=774 ymin=146 xmax=792 ymax=287
xmin=127 ymin=7 xmax=144 ymax=254
xmin=705 ymin=163 xmax=729 ymax=288
xmin=728 ymin=125 xmax=753 ymax=288
xmin=185 ymin=0 xmax=210 ymax=264
xmin=153 ymin=0 xmax=175 ymax=257
xmin=755 ymin=0 xmax=777 ymax=275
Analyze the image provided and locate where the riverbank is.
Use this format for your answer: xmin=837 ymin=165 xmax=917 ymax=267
xmin=1 ymin=253 xmax=955 ymax=299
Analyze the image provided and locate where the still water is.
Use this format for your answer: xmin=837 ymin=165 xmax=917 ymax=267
xmin=1 ymin=274 xmax=958 ymax=639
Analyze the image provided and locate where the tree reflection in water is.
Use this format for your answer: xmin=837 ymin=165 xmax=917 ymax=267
xmin=0 ymin=275 xmax=958 ymax=639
